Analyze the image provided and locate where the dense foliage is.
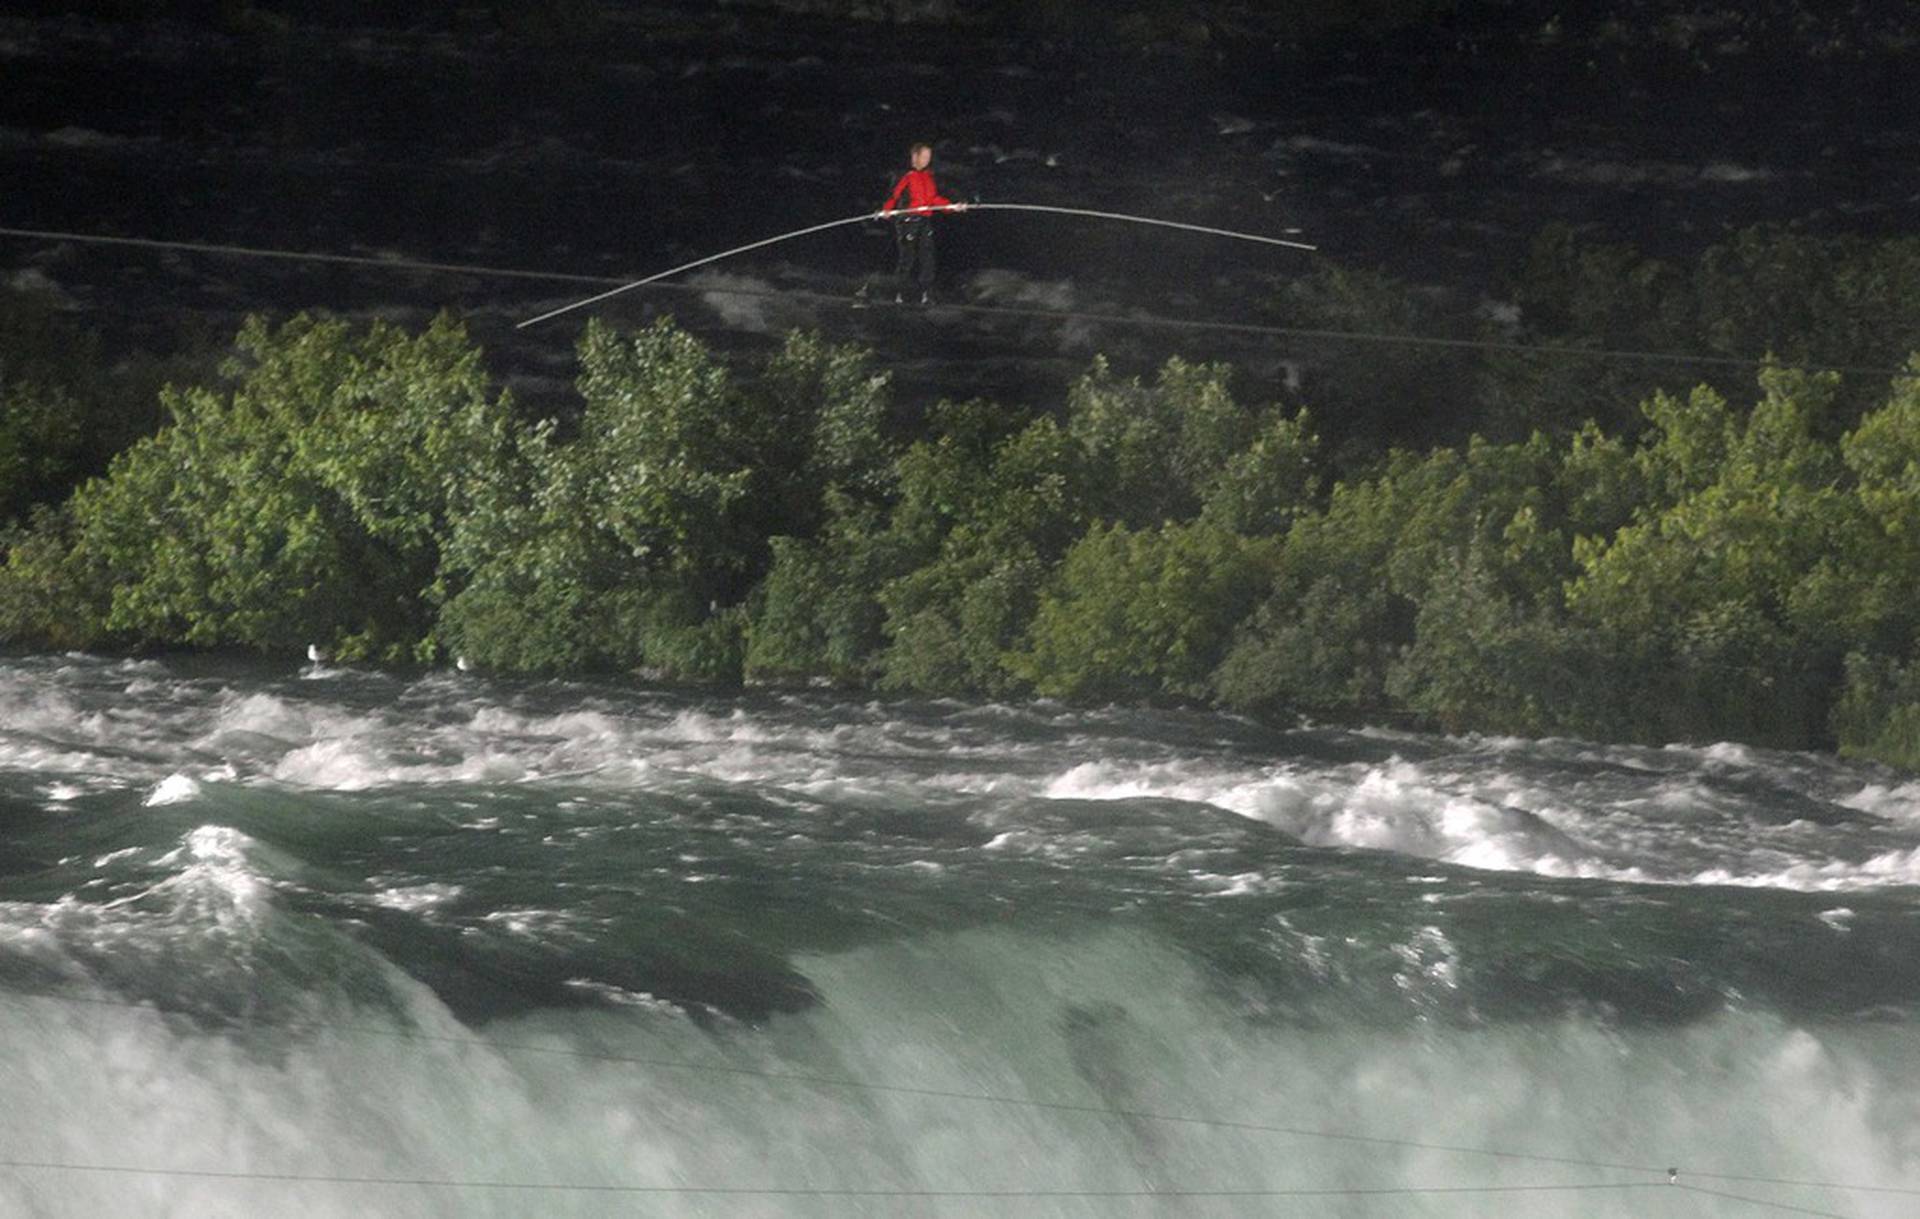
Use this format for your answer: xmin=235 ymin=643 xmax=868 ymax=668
xmin=1274 ymin=224 xmax=1920 ymax=459
xmin=7 ymin=223 xmax=1920 ymax=768
xmin=0 ymin=288 xmax=205 ymax=529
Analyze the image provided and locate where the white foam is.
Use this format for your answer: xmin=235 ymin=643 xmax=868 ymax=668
xmin=208 ymin=694 xmax=966 ymax=793
xmin=1692 ymin=846 xmax=1920 ymax=892
xmin=370 ymin=883 xmax=463 ymax=913
xmin=6 ymin=656 xmax=1919 ymax=895
xmin=561 ymin=978 xmax=685 ymax=1014
xmin=482 ymin=907 xmax=584 ymax=940
xmin=131 ymin=825 xmax=274 ymax=928
xmin=1697 ymin=740 xmax=1760 ymax=766
xmin=1043 ymin=759 xmax=1177 ymax=802
xmin=1041 ymin=756 xmax=1608 ymax=878
xmin=0 ymin=683 xmax=87 ymax=735
xmin=1391 ymin=925 xmax=1461 ymax=1000
xmin=1190 ymin=871 xmax=1277 ymax=897
xmin=269 ymin=739 xmax=392 ymax=790
xmin=202 ymin=690 xmax=325 ymax=744
xmin=981 ymin=830 xmax=1043 ymax=854
xmin=1841 ymin=782 xmax=1920 ymax=824
xmin=142 ymin=773 xmax=201 ymax=807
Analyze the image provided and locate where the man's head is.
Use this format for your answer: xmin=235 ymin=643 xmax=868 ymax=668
xmin=909 ymin=142 xmax=933 ymax=170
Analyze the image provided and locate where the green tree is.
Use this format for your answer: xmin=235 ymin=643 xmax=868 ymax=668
xmin=1214 ymin=432 xmax=1575 ymax=718
xmin=1385 ymin=546 xmax=1607 ymax=738
xmin=1698 ymin=227 xmax=1920 ymax=422
xmin=1212 ymin=474 xmax=1411 ymax=715
xmin=429 ymin=415 xmax=612 ymax=672
xmin=0 ymin=506 xmax=111 ymax=649
xmin=570 ymin=318 xmax=755 ymax=587
xmin=441 ymin=321 xmax=899 ymax=678
xmin=1198 ymin=408 xmax=1320 ymax=537
xmin=1566 ymin=368 xmax=1858 ymax=744
xmin=0 ymin=287 xmax=191 ymax=526
xmin=876 ymin=413 xmax=1085 ymax=695
xmin=1065 ymin=355 xmax=1281 ymax=527
xmin=1823 ymin=363 xmax=1920 ymax=764
xmin=39 ymin=312 xmax=513 ymax=661
xmin=1832 ymin=652 xmax=1920 ymax=770
xmin=744 ymin=494 xmax=899 ymax=685
xmin=1017 ymin=520 xmax=1279 ymax=700
xmin=744 ymin=395 xmax=1039 ymax=691
xmin=1833 ymin=361 xmax=1920 ymax=650
xmin=0 ymin=379 xmax=87 ymax=525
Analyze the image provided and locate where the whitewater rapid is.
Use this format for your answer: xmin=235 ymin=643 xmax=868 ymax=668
xmin=7 ymin=653 xmax=1916 ymax=891
xmin=2 ymin=654 xmax=1917 ymax=1216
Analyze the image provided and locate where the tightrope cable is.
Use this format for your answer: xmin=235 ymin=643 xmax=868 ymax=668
xmin=641 ymin=278 xmax=1913 ymax=378
xmin=2 ymin=223 xmax=1909 ymax=378
xmin=0 ymin=225 xmax=623 ymax=286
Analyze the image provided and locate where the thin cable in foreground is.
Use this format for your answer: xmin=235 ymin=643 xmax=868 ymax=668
xmin=1 ymin=985 xmax=1660 ymax=1178
xmin=0 ymin=1159 xmax=1676 ymax=1199
xmin=13 ymin=983 xmax=1916 ymax=1209
xmin=1677 ymin=1183 xmax=1857 ymax=1219
xmin=1687 ymin=1174 xmax=1920 ymax=1196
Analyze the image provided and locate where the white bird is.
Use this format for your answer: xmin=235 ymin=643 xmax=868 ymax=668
xmin=455 ymin=655 xmax=474 ymax=672
xmin=306 ymin=643 xmax=330 ymax=664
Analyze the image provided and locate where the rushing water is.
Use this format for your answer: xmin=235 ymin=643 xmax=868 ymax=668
xmin=2 ymin=653 xmax=1918 ymax=1217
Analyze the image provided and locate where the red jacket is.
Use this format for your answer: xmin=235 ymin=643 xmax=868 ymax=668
xmin=882 ymin=169 xmax=952 ymax=216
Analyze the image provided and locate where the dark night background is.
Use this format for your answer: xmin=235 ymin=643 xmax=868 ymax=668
xmin=4 ymin=0 xmax=1914 ymax=413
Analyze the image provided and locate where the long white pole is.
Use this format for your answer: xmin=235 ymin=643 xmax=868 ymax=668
xmin=514 ymin=203 xmax=1318 ymax=329
xmin=971 ymin=203 xmax=1317 ymax=252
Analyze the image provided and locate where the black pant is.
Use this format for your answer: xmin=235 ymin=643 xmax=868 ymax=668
xmin=893 ymin=217 xmax=935 ymax=294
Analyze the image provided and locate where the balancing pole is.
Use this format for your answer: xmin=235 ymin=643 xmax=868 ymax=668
xmin=514 ymin=203 xmax=1318 ymax=330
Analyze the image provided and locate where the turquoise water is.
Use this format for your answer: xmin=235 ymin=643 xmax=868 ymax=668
xmin=2 ymin=654 xmax=1917 ymax=1216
